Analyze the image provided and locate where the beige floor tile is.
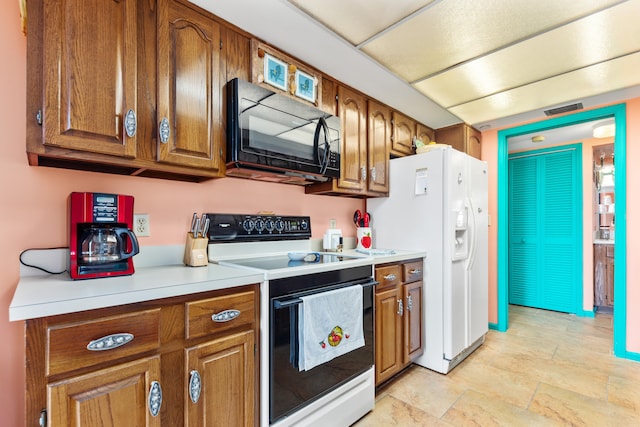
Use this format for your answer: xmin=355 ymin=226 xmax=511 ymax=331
xmin=382 ymin=365 xmax=467 ymax=418
xmin=353 ymin=394 xmax=453 ymax=427
xmin=608 ymin=375 xmax=640 ymax=415
xmin=529 ymin=382 xmax=640 ymax=426
xmin=442 ymin=389 xmax=560 ymax=427
xmin=356 ymin=306 xmax=640 ymax=426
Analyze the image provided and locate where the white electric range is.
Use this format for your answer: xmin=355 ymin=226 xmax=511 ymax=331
xmin=206 ymin=214 xmax=376 ymax=427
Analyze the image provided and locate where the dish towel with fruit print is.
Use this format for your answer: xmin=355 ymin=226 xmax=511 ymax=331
xmin=298 ymin=284 xmax=364 ymax=371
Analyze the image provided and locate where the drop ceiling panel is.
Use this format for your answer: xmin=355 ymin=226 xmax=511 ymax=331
xmin=360 ymin=0 xmax=623 ymax=82
xmin=413 ymin=0 xmax=640 ymax=108
xmin=449 ymin=52 xmax=640 ymax=124
xmin=287 ymin=0 xmax=434 ymax=45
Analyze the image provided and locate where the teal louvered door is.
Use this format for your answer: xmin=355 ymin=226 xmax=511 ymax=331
xmin=508 ymin=146 xmax=581 ymax=313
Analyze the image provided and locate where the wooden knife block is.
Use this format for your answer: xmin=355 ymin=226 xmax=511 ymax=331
xmin=183 ymin=233 xmax=209 ymax=267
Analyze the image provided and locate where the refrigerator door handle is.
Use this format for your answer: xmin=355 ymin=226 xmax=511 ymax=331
xmin=465 ymin=197 xmax=477 ymax=271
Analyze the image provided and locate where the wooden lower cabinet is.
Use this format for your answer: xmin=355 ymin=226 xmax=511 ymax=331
xmin=48 ymin=356 xmax=162 ymax=427
xmin=25 ymin=285 xmax=259 ymax=427
xmin=594 ymin=244 xmax=614 ymax=307
xmin=374 ymin=260 xmax=424 ymax=386
xmin=185 ymin=330 xmax=255 ymax=427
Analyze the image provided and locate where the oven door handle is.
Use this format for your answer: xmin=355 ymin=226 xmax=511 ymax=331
xmin=273 ymin=298 xmax=302 ymax=309
xmin=273 ymin=280 xmax=377 ymax=309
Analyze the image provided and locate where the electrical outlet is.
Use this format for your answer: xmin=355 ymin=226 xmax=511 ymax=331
xmin=134 ymin=214 xmax=150 ymax=237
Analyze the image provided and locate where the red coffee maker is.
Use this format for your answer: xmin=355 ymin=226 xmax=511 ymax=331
xmin=69 ymin=192 xmax=140 ymax=279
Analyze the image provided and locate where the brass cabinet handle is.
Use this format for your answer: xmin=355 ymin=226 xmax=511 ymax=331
xmin=211 ymin=309 xmax=241 ymax=323
xmin=86 ymin=333 xmax=134 ymax=351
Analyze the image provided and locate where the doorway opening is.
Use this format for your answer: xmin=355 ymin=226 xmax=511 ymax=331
xmin=496 ymin=103 xmax=628 ymax=358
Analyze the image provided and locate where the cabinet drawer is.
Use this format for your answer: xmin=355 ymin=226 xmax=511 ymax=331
xmin=375 ymin=265 xmax=402 ymax=290
xmin=403 ymin=260 xmax=423 ymax=283
xmin=47 ymin=309 xmax=161 ymax=376
xmin=186 ymin=290 xmax=256 ymax=339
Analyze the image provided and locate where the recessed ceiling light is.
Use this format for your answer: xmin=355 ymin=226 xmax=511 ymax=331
xmin=593 ymin=120 xmax=615 ymax=138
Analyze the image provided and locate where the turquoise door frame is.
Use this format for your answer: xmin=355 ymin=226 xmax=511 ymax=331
xmin=495 ymin=103 xmax=633 ymax=360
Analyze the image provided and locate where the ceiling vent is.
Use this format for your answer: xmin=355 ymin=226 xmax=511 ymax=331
xmin=544 ymin=103 xmax=583 ymax=116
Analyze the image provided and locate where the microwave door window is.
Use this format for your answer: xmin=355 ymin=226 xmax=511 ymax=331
xmin=241 ymin=105 xmax=318 ymax=162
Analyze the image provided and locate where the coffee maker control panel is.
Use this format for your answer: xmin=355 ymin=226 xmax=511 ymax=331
xmin=92 ymin=193 xmax=120 ymax=222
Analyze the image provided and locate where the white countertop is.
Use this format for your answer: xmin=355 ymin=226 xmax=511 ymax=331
xmin=593 ymin=239 xmax=615 ymax=245
xmin=10 ymin=246 xmax=264 ymax=321
xmin=10 ymin=245 xmax=425 ymax=322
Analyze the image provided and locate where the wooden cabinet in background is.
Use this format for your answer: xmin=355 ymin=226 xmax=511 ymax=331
xmin=374 ymin=259 xmax=424 ymax=386
xmin=366 ymin=100 xmax=391 ymax=195
xmin=434 ymin=123 xmax=482 ymax=159
xmin=390 ymin=111 xmax=416 ymax=157
xmin=26 ymin=285 xmax=259 ymax=427
xmin=594 ymin=244 xmax=614 ymax=307
xmin=156 ymin=0 xmax=225 ymax=172
xmin=416 ymin=123 xmax=435 ymax=146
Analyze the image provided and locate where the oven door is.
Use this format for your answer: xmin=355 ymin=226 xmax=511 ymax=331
xmin=269 ymin=278 xmax=375 ymax=424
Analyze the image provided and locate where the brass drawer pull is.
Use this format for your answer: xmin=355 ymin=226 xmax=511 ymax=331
xmin=211 ymin=309 xmax=241 ymax=323
xmin=86 ymin=333 xmax=134 ymax=351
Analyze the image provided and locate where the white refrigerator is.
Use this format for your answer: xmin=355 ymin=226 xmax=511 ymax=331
xmin=367 ymin=146 xmax=488 ymax=374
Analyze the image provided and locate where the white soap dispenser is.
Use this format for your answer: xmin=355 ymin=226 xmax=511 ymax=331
xmin=323 ymin=219 xmax=342 ymax=251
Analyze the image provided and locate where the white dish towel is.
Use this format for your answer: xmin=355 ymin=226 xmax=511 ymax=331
xmin=298 ymin=285 xmax=364 ymax=371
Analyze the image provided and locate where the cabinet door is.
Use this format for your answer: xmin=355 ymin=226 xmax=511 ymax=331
xmin=48 ymin=356 xmax=162 ymax=427
xmin=466 ymin=126 xmax=482 ymax=159
xmin=391 ymin=111 xmax=416 ymax=156
xmin=185 ymin=330 xmax=256 ymax=427
xmin=157 ymin=0 xmax=223 ymax=171
xmin=374 ymin=286 xmax=402 ymax=385
xmin=367 ymin=100 xmax=390 ymax=194
xmin=403 ymin=281 xmax=423 ymax=364
xmin=416 ymin=123 xmax=435 ymax=145
xmin=337 ymin=85 xmax=367 ymax=191
xmin=43 ymin=0 xmax=137 ymax=158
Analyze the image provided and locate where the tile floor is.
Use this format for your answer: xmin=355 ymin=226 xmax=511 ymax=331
xmin=354 ymin=305 xmax=640 ymax=426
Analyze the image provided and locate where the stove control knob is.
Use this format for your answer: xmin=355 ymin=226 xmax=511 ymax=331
xmin=300 ymin=219 xmax=309 ymax=230
xmin=242 ymin=218 xmax=255 ymax=232
xmin=274 ymin=219 xmax=285 ymax=232
xmin=254 ymin=218 xmax=265 ymax=232
xmin=265 ymin=219 xmax=275 ymax=232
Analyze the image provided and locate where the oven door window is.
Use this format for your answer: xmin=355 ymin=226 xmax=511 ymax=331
xmin=269 ymin=285 xmax=374 ymax=424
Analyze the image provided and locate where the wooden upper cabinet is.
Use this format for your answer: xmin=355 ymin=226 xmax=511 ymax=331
xmin=416 ymin=123 xmax=435 ymax=145
xmin=367 ymin=100 xmax=390 ymax=195
xmin=157 ymin=0 xmax=224 ymax=171
xmin=391 ymin=111 xmax=416 ymax=157
xmin=336 ymin=85 xmax=368 ymax=192
xmin=320 ymin=77 xmax=338 ymax=116
xmin=42 ymin=0 xmax=138 ymax=158
xmin=434 ymin=123 xmax=482 ymax=159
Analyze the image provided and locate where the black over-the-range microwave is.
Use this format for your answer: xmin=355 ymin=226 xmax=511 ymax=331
xmin=226 ymin=78 xmax=341 ymax=184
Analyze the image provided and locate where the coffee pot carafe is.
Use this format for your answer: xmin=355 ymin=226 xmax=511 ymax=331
xmin=80 ymin=227 xmax=139 ymax=264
